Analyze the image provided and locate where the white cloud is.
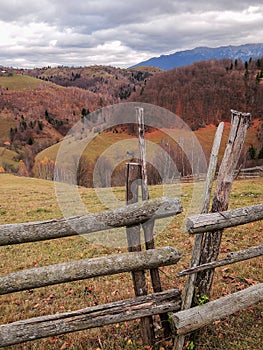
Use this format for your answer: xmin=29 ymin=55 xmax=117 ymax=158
xmin=0 ymin=0 xmax=262 ymax=68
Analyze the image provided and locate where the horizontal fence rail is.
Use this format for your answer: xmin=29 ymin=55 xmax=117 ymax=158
xmin=0 ymin=197 xmax=182 ymax=246
xmin=174 ymin=201 xmax=263 ymax=347
xmin=1 ymin=247 xmax=182 ymax=294
xmin=236 ymin=166 xmax=263 ymax=178
xmin=0 ymin=196 xmax=184 ymax=348
xmin=1 ymin=194 xmax=262 ymax=348
xmin=177 ymin=245 xmax=263 ymax=276
xmin=0 ymin=289 xmax=181 ymax=347
xmin=186 ymin=203 xmax=263 ymax=234
xmin=172 ymin=283 xmax=263 ymax=335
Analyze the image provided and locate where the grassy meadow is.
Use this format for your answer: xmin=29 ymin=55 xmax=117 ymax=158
xmin=0 ymin=174 xmax=262 ymax=350
xmin=0 ymin=75 xmax=51 ymax=91
xmin=0 ymin=148 xmax=19 ymax=172
xmin=0 ymin=119 xmax=16 ymax=143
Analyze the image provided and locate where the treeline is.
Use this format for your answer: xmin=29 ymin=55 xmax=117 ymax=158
xmin=2 ymin=59 xmax=263 ymax=179
xmin=0 ymin=85 xmax=103 ymax=174
xmin=129 ymin=57 xmax=263 ymax=130
xmin=25 ymin=65 xmax=158 ymax=106
xmin=33 ymin=124 xmax=208 ymax=187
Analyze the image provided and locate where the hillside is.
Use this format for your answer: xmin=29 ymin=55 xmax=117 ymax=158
xmin=0 ymin=66 xmax=161 ymax=173
xmin=0 ymin=73 xmax=52 ymax=91
xmin=1 ymin=59 xmax=263 ymax=176
xmin=130 ymin=57 xmax=263 ymax=132
xmin=132 ymin=43 xmax=263 ymax=70
xmin=24 ymin=65 xmax=162 ymax=104
xmin=0 ymin=79 xmax=103 ymax=172
xmin=33 ymin=116 xmax=262 ymax=188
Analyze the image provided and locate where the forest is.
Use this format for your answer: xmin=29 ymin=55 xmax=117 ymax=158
xmin=0 ymin=57 xmax=263 ymax=184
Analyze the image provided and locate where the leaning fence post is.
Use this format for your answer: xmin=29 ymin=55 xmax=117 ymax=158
xmin=184 ymin=122 xmax=224 ymax=307
xmin=173 ymin=110 xmax=251 ymax=349
xmin=174 ymin=121 xmax=224 ymax=350
xmin=125 ymin=162 xmax=155 ymax=345
xmin=194 ymin=110 xmax=251 ymax=299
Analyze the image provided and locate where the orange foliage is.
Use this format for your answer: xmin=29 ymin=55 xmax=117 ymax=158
xmin=130 ymin=58 xmax=263 ymax=130
xmin=17 ymin=160 xmax=29 ymax=177
xmin=34 ymin=156 xmax=55 ymax=180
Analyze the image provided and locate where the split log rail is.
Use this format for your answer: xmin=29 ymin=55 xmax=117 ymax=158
xmin=1 ymin=200 xmax=262 ymax=348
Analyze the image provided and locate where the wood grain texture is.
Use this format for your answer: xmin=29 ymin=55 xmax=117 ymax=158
xmin=0 ymin=289 xmax=181 ymax=347
xmin=1 ymin=246 xmax=182 ymax=294
xmin=172 ymin=283 xmax=263 ymax=335
xmin=0 ymin=197 xmax=182 ymax=246
xmin=186 ymin=204 xmax=263 ymax=234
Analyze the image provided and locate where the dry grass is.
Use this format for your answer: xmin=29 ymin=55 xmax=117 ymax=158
xmin=0 ymin=119 xmax=16 ymax=143
xmin=0 ymin=75 xmax=51 ymax=91
xmin=0 ymin=175 xmax=262 ymax=350
xmin=0 ymin=147 xmax=20 ymax=171
xmin=194 ymin=120 xmax=262 ymax=161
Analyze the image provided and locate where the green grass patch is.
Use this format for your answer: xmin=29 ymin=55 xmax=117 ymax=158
xmin=0 ymin=74 xmax=50 ymax=91
xmin=35 ymin=131 xmax=138 ymax=164
xmin=0 ymin=175 xmax=262 ymax=349
xmin=0 ymin=119 xmax=16 ymax=143
xmin=0 ymin=147 xmax=20 ymax=171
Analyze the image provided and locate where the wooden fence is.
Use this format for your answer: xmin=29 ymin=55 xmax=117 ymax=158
xmin=236 ymin=166 xmax=263 ymax=178
xmin=173 ymin=203 xmax=263 ymax=350
xmin=0 ymin=197 xmax=184 ymax=347
xmin=1 ymin=109 xmax=263 ymax=349
xmin=0 ymin=200 xmax=262 ymax=348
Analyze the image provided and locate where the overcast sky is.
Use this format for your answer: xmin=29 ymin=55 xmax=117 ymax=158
xmin=1 ymin=0 xmax=263 ymax=68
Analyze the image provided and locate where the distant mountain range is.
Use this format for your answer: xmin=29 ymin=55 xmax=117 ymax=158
xmin=131 ymin=43 xmax=263 ymax=70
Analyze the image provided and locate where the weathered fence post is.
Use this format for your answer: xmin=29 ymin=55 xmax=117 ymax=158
xmin=174 ymin=111 xmax=251 ymax=350
xmin=126 ymin=162 xmax=155 ymax=344
xmin=174 ymin=121 xmax=224 ymax=350
xmin=183 ymin=122 xmax=224 ymax=305
xmin=194 ymin=110 xmax=251 ymax=300
xmin=136 ymin=107 xmax=149 ymax=200
xmin=137 ymin=107 xmax=172 ymax=338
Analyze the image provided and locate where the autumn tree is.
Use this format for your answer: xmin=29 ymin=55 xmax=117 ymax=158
xmin=33 ymin=156 xmax=55 ymax=180
xmin=17 ymin=160 xmax=29 ymax=177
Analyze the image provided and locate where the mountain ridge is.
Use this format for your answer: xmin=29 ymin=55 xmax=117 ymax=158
xmin=131 ymin=43 xmax=263 ymax=70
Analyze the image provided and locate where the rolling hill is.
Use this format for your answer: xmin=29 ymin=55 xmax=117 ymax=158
xmin=1 ymin=58 xmax=263 ymax=178
xmin=33 ymin=114 xmax=262 ymax=188
xmin=24 ymin=65 xmax=162 ymax=103
xmin=0 ymin=72 xmax=102 ymax=172
xmin=0 ymin=66 xmax=160 ymax=173
xmin=0 ymin=73 xmax=53 ymax=91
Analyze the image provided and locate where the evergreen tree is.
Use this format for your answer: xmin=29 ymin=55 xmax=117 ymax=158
xmin=248 ymin=145 xmax=256 ymax=159
xmin=258 ymin=146 xmax=263 ymax=159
